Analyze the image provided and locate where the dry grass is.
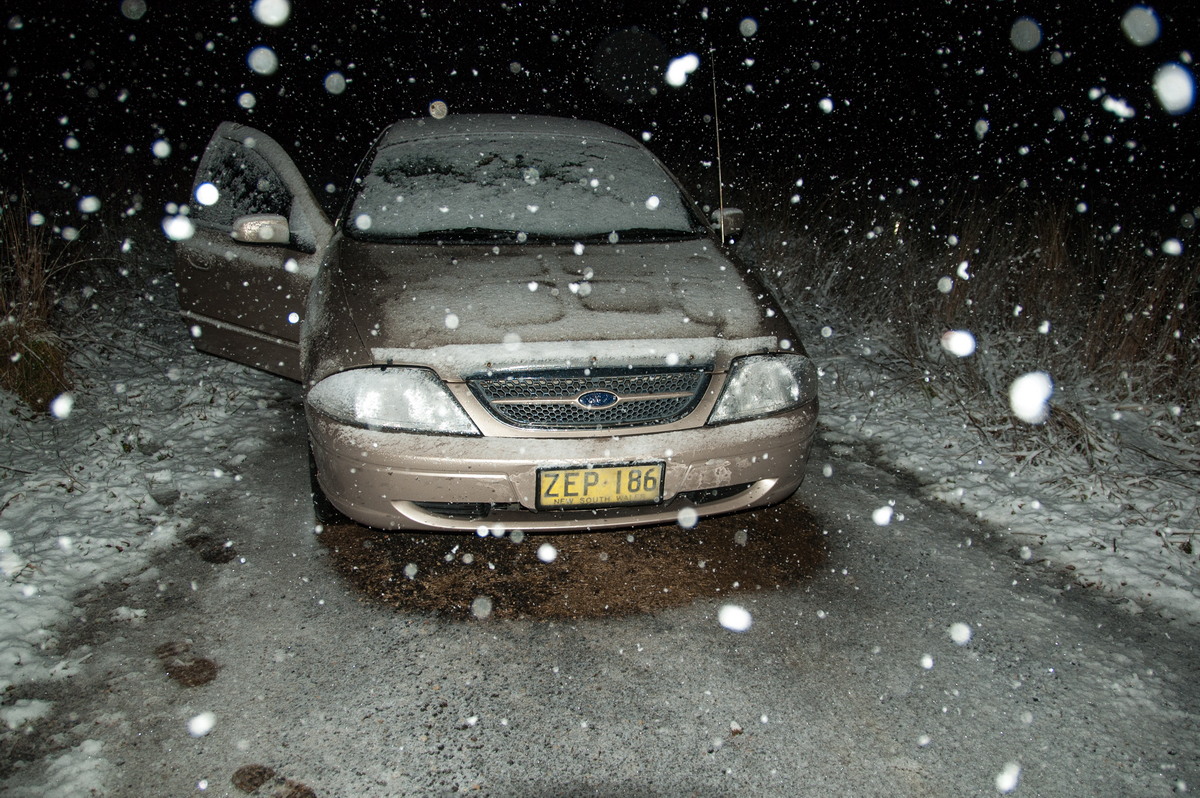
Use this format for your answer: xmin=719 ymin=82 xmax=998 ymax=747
xmin=734 ymin=178 xmax=1198 ymax=475
xmin=740 ymin=180 xmax=1198 ymax=407
xmin=0 ymin=190 xmax=76 ymax=411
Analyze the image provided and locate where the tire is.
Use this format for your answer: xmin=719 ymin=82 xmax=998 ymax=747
xmin=307 ymin=443 xmax=349 ymax=526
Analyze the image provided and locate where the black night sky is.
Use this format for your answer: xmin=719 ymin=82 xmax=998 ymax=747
xmin=1 ymin=0 xmax=1196 ymax=237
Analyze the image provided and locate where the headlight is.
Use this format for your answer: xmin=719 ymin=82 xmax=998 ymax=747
xmin=307 ymin=367 xmax=480 ymax=435
xmin=708 ymin=354 xmax=818 ymax=425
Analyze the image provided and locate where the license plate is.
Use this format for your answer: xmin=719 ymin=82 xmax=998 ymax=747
xmin=537 ymin=463 xmax=664 ymax=509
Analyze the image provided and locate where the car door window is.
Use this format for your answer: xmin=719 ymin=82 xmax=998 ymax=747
xmin=193 ymin=142 xmax=290 ymax=227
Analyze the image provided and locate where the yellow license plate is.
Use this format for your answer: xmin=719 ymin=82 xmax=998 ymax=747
xmin=537 ymin=463 xmax=664 ymax=509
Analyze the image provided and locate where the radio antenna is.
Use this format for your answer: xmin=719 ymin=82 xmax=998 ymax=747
xmin=710 ymin=46 xmax=726 ymax=240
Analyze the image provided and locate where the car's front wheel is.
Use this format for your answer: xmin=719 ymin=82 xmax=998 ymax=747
xmin=307 ymin=443 xmax=349 ymax=527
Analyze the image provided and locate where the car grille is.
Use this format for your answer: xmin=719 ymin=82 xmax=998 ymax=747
xmin=467 ymin=367 xmax=710 ymax=430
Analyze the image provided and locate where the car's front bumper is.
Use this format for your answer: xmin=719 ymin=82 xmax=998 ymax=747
xmin=307 ymin=403 xmax=817 ymax=532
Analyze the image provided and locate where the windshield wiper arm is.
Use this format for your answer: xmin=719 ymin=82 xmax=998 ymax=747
xmin=575 ymin=228 xmax=702 ymax=243
xmin=402 ymin=227 xmax=512 ymax=242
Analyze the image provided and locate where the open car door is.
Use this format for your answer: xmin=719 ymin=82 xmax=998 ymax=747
xmin=175 ymin=122 xmax=332 ymax=381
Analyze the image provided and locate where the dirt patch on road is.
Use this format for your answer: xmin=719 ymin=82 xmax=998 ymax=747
xmin=231 ymin=764 xmax=317 ymax=797
xmin=155 ymin=641 xmax=220 ymax=687
xmin=321 ymin=504 xmax=826 ymax=620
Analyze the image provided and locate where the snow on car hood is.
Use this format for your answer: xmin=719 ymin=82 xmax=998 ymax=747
xmin=328 ymin=238 xmax=789 ymax=375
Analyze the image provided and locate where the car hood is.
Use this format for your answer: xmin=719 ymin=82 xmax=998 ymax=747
xmin=312 ymin=238 xmax=794 ymax=379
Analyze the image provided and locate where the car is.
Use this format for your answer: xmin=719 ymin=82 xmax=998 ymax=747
xmin=174 ymin=113 xmax=817 ymax=532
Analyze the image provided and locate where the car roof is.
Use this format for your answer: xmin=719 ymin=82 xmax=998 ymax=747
xmin=376 ymin=114 xmax=642 ymax=148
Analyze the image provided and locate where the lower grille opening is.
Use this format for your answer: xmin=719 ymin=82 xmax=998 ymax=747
xmin=676 ymin=483 xmax=752 ymax=506
xmin=411 ymin=502 xmax=495 ymax=519
xmin=412 ymin=484 xmax=752 ymax=521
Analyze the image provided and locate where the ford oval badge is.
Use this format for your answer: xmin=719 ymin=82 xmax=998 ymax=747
xmin=577 ymin=390 xmax=620 ymax=409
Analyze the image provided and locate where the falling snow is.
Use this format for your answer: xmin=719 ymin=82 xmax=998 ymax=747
xmin=939 ymin=330 xmax=977 ymax=358
xmin=665 ymin=54 xmax=700 ymax=87
xmin=717 ymin=604 xmax=753 ymax=632
xmin=252 ymin=0 xmax=291 ymax=27
xmin=536 ymin=543 xmax=558 ymax=563
xmin=187 ymin=712 xmax=216 ymax=738
xmin=1 ymin=3 xmax=1198 ymax=794
xmin=1009 ymin=17 xmax=1042 ymax=52
xmin=1008 ymin=372 xmax=1054 ymax=424
xmin=995 ymin=761 xmax=1022 ymax=793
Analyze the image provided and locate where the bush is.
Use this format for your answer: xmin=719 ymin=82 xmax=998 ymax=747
xmin=0 ymin=190 xmax=74 ymax=411
xmin=741 ymin=180 xmax=1199 ymax=407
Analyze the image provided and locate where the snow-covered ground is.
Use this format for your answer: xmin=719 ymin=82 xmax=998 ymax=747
xmin=0 ymin=238 xmax=294 ymax=694
xmin=0 ymin=224 xmax=1197 ymax=780
xmin=807 ymin=323 xmax=1200 ymax=626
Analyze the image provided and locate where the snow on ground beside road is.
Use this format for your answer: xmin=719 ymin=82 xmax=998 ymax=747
xmin=0 ymin=251 xmax=290 ymax=699
xmin=805 ymin=325 xmax=1200 ymax=625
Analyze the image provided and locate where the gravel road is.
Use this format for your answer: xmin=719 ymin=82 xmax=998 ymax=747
xmin=5 ymin=399 xmax=1196 ymax=797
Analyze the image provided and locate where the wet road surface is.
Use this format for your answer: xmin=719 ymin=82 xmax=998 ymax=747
xmin=4 ymin=410 xmax=1196 ymax=797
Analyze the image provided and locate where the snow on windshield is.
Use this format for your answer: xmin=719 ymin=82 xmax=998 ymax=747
xmin=348 ymin=134 xmax=698 ymax=239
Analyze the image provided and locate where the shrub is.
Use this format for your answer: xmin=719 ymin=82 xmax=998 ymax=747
xmin=740 ymin=179 xmax=1199 ymax=408
xmin=0 ymin=190 xmax=74 ymax=411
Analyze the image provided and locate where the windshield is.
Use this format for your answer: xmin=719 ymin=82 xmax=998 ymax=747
xmin=344 ymin=133 xmax=705 ymax=242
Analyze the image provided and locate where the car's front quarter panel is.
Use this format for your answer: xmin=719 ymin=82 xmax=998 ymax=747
xmin=299 ymin=235 xmax=376 ymax=388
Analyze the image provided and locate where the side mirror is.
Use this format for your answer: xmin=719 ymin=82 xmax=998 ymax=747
xmin=711 ymin=207 xmax=745 ymax=240
xmin=231 ymin=213 xmax=290 ymax=244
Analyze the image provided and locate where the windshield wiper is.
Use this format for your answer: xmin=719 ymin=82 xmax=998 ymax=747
xmin=349 ymin=227 xmax=704 ymax=245
xmin=388 ymin=228 xmax=587 ymax=244
xmin=574 ymin=228 xmax=703 ymax=243
xmin=399 ymin=227 xmax=515 ymax=242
